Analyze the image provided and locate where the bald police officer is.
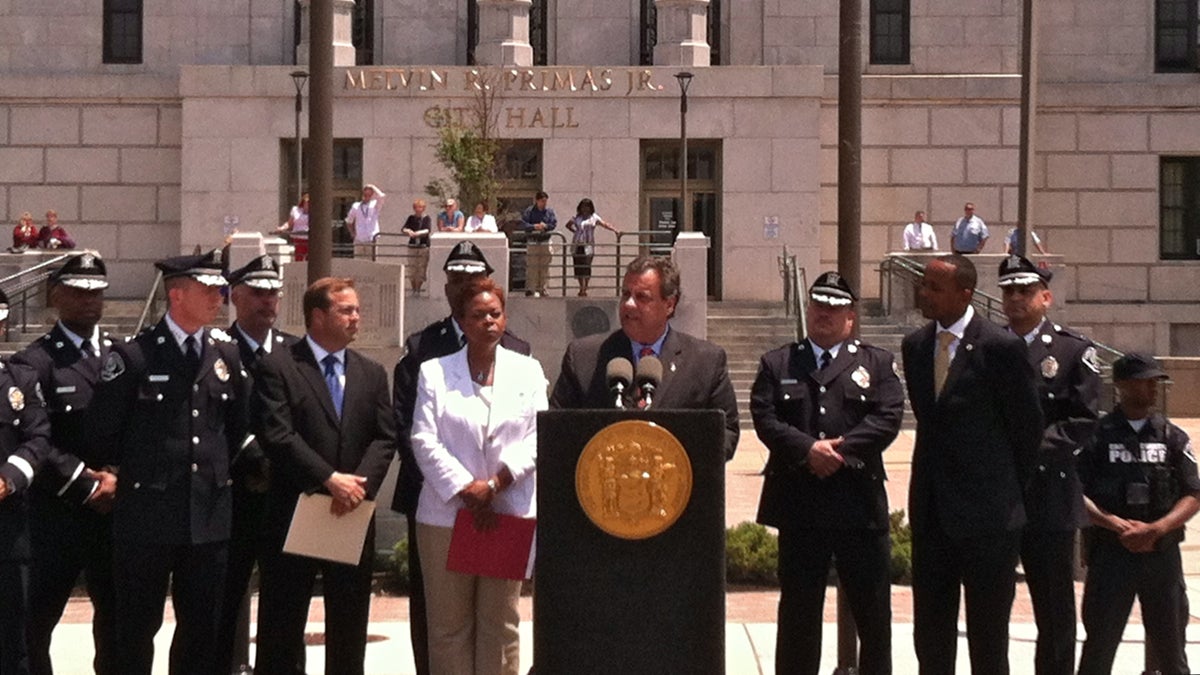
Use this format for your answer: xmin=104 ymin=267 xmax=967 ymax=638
xmin=90 ymin=249 xmax=249 ymax=675
xmin=12 ymin=253 xmax=119 ymax=675
xmin=997 ymin=255 xmax=1100 ymax=675
xmin=752 ymin=272 xmax=905 ymax=675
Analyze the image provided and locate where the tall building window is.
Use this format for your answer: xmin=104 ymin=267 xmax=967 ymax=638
xmin=293 ymin=0 xmax=374 ymax=65
xmin=870 ymin=0 xmax=910 ymax=65
xmin=103 ymin=0 xmax=142 ymax=64
xmin=640 ymin=1 xmax=722 ymax=66
xmin=1161 ymin=157 xmax=1200 ymax=260
xmin=1156 ymin=0 xmax=1199 ymax=72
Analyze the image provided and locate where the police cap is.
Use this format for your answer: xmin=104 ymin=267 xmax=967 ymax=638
xmin=1112 ymin=352 xmax=1169 ymax=382
xmin=809 ymin=271 xmax=857 ymax=306
xmin=50 ymin=252 xmax=109 ymax=291
xmin=997 ymin=254 xmax=1052 ymax=287
xmin=443 ymin=240 xmax=494 ymax=275
xmin=227 ymin=254 xmax=283 ymax=290
xmin=155 ymin=249 xmax=228 ymax=287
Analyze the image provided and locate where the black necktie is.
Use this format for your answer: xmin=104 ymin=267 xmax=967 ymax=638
xmin=819 ymin=351 xmax=832 ymax=370
xmin=184 ymin=335 xmax=201 ymax=372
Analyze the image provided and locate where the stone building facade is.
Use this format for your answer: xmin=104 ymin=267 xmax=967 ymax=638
xmin=0 ymin=0 xmax=1198 ymax=354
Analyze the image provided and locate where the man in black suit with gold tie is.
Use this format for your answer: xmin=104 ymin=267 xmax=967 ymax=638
xmin=254 ymin=277 xmax=396 ymax=675
xmin=90 ymin=250 xmax=250 ymax=675
xmin=901 ymin=254 xmax=1042 ymax=675
xmin=550 ymin=254 xmax=739 ymax=460
xmin=217 ymin=254 xmax=300 ymax=675
xmin=753 ymin=272 xmax=904 ymax=675
xmin=391 ymin=242 xmax=530 ymax=675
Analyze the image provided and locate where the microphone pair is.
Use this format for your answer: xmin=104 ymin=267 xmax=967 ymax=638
xmin=605 ymin=356 xmax=662 ymax=410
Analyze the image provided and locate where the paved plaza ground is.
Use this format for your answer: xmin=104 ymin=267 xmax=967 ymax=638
xmin=45 ymin=422 xmax=1200 ymax=673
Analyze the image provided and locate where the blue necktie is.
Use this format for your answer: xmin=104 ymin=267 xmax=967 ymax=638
xmin=819 ymin=351 xmax=832 ymax=370
xmin=322 ymin=354 xmax=344 ymax=418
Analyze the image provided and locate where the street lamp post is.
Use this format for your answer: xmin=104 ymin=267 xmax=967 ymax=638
xmin=290 ymin=70 xmax=310 ymax=206
xmin=675 ymin=71 xmax=693 ymax=235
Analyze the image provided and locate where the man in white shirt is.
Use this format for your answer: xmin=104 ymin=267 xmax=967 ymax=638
xmin=903 ymin=210 xmax=938 ymax=251
xmin=345 ymin=183 xmax=387 ymax=259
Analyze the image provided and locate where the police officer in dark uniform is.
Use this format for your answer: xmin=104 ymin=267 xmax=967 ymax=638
xmin=0 ymin=288 xmax=54 ymax=675
xmin=1078 ymin=353 xmax=1200 ymax=675
xmin=997 ymin=254 xmax=1101 ymax=675
xmin=752 ymin=272 xmax=905 ymax=675
xmin=217 ymin=254 xmax=299 ymax=675
xmin=391 ymin=241 xmax=530 ymax=675
xmin=10 ymin=253 xmax=119 ymax=675
xmin=89 ymin=249 xmax=249 ymax=675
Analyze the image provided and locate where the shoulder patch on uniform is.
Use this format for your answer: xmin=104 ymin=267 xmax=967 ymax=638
xmin=101 ymin=352 xmax=125 ymax=382
xmin=210 ymin=328 xmax=232 ymax=342
xmin=1082 ymin=346 xmax=1101 ymax=374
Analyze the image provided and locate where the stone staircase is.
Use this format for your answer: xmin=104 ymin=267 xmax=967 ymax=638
xmin=0 ymin=299 xmax=164 ymax=355
xmin=707 ymin=300 xmax=919 ymax=431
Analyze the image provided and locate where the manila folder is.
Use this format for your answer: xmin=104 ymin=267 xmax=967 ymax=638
xmin=282 ymin=493 xmax=376 ymax=566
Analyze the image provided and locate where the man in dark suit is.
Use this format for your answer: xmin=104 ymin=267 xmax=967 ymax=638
xmin=752 ymin=272 xmax=904 ymax=675
xmin=216 ymin=254 xmax=300 ymax=675
xmin=550 ymin=254 xmax=740 ymax=459
xmin=253 ymin=277 xmax=396 ymax=675
xmin=0 ymin=288 xmax=53 ymax=675
xmin=11 ymin=254 xmax=119 ymax=675
xmin=901 ymin=254 xmax=1043 ymax=675
xmin=998 ymin=255 xmax=1100 ymax=675
xmin=390 ymin=241 xmax=529 ymax=675
xmin=90 ymin=249 xmax=250 ymax=675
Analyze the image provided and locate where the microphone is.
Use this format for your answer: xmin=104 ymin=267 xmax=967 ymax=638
xmin=635 ymin=356 xmax=663 ymax=409
xmin=605 ymin=357 xmax=633 ymax=410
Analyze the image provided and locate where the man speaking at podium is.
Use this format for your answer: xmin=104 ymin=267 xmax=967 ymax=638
xmin=550 ymin=255 xmax=739 ymax=460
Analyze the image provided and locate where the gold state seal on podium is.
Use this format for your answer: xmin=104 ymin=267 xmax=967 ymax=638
xmin=574 ymin=420 xmax=693 ymax=540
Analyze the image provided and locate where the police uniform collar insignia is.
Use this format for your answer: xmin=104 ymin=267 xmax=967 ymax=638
xmin=851 ymin=366 xmax=871 ymax=389
xmin=101 ymin=352 xmax=125 ymax=382
xmin=8 ymin=386 xmax=24 ymax=411
xmin=1041 ymin=356 xmax=1059 ymax=378
xmin=54 ymin=341 xmax=63 ymax=349
xmin=157 ymin=336 xmax=166 ymax=345
xmin=847 ymin=344 xmax=858 ymax=354
xmin=210 ymin=328 xmax=232 ymax=342
xmin=1041 ymin=333 xmax=1052 ymax=344
xmin=214 ymin=358 xmax=230 ymax=382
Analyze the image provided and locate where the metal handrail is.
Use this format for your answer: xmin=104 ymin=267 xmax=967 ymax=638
xmin=0 ymin=251 xmax=80 ymax=335
xmin=778 ymin=246 xmax=807 ymax=341
xmin=134 ymin=270 xmax=165 ymax=335
xmin=877 ymin=254 xmax=1125 ymax=366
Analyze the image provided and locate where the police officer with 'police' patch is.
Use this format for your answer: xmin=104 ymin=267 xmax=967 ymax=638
xmin=1078 ymin=353 xmax=1200 ymax=675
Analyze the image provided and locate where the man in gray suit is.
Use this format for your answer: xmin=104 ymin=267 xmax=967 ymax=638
xmin=550 ymin=255 xmax=739 ymax=459
xmin=901 ymin=254 xmax=1042 ymax=675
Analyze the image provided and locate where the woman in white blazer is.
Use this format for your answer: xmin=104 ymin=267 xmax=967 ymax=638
xmin=412 ymin=277 xmax=547 ymax=675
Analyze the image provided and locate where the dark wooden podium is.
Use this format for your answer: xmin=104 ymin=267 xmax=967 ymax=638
xmin=534 ymin=409 xmax=726 ymax=674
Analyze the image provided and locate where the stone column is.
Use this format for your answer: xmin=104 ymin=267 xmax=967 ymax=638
xmin=653 ymin=0 xmax=710 ymax=67
xmin=296 ymin=0 xmax=358 ymax=67
xmin=474 ymin=0 xmax=533 ymax=67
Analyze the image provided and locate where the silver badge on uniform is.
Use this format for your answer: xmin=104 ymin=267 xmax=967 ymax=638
xmin=100 ymin=352 xmax=125 ymax=382
xmin=8 ymin=387 xmax=25 ymax=411
xmin=1041 ymin=356 xmax=1059 ymax=378
xmin=851 ymin=366 xmax=871 ymax=389
xmin=213 ymin=358 xmax=230 ymax=382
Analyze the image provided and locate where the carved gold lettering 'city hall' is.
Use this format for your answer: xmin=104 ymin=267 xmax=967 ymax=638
xmin=575 ymin=420 xmax=693 ymax=540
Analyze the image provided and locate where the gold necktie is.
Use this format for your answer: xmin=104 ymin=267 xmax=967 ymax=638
xmin=934 ymin=331 xmax=955 ymax=397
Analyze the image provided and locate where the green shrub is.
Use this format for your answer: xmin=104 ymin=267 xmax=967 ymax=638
xmin=390 ymin=537 xmax=411 ymax=594
xmin=725 ymin=522 xmax=779 ymax=585
xmin=889 ymin=509 xmax=913 ymax=585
